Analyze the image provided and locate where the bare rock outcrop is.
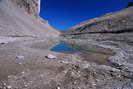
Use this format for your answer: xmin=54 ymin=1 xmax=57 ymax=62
xmin=11 ymin=0 xmax=40 ymax=17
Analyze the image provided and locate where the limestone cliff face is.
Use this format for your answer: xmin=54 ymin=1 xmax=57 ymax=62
xmin=0 ymin=0 xmax=59 ymax=38
xmin=11 ymin=0 xmax=40 ymax=17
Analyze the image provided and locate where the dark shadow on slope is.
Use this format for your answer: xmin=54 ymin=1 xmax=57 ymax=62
xmin=70 ymin=28 xmax=133 ymax=35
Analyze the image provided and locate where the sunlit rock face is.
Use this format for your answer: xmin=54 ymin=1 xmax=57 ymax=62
xmin=11 ymin=0 xmax=40 ymax=17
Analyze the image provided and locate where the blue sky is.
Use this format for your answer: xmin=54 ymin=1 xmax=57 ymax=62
xmin=40 ymin=0 xmax=131 ymax=31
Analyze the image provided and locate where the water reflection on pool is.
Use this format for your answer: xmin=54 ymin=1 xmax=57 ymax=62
xmin=51 ymin=42 xmax=78 ymax=53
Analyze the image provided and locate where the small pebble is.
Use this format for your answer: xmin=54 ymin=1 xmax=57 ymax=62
xmin=1 ymin=42 xmax=7 ymax=45
xmin=40 ymin=74 xmax=44 ymax=77
xmin=92 ymin=83 xmax=96 ymax=86
xmin=45 ymin=54 xmax=57 ymax=59
xmin=3 ymin=83 xmax=6 ymax=86
xmin=16 ymin=56 xmax=24 ymax=60
xmin=24 ymin=84 xmax=28 ymax=87
xmin=21 ymin=71 xmax=25 ymax=74
xmin=57 ymin=86 xmax=61 ymax=89
xmin=7 ymin=85 xmax=12 ymax=89
xmin=8 ymin=76 xmax=11 ymax=78
xmin=18 ymin=62 xmax=22 ymax=65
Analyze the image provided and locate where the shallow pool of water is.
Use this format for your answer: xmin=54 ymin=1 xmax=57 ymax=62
xmin=51 ymin=42 xmax=115 ymax=66
xmin=51 ymin=42 xmax=78 ymax=53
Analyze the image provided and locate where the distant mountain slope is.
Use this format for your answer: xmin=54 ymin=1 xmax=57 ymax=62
xmin=61 ymin=6 xmax=133 ymax=43
xmin=0 ymin=0 xmax=59 ymax=38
